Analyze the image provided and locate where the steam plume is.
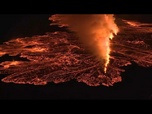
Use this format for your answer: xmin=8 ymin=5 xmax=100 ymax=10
xmin=49 ymin=14 xmax=119 ymax=73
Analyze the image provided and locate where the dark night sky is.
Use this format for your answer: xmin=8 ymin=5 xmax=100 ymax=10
xmin=0 ymin=15 xmax=52 ymax=43
xmin=0 ymin=14 xmax=152 ymax=99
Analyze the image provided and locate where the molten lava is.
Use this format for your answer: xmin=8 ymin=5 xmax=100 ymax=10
xmin=1 ymin=61 xmax=21 ymax=69
xmin=0 ymin=17 xmax=152 ymax=87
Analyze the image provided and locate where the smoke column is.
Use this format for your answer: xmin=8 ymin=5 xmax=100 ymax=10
xmin=49 ymin=14 xmax=119 ymax=73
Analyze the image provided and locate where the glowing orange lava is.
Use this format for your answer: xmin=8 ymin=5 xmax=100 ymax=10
xmin=0 ymin=18 xmax=152 ymax=87
xmin=1 ymin=61 xmax=21 ymax=68
xmin=102 ymin=15 xmax=119 ymax=73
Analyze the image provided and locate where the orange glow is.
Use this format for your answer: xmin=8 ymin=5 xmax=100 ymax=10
xmin=0 ymin=20 xmax=152 ymax=87
xmin=25 ymin=47 xmax=47 ymax=52
xmin=123 ymin=20 xmax=139 ymax=27
xmin=102 ymin=15 xmax=119 ymax=73
xmin=0 ymin=52 xmax=6 ymax=56
xmin=1 ymin=61 xmax=21 ymax=68
xmin=104 ymin=39 xmax=110 ymax=73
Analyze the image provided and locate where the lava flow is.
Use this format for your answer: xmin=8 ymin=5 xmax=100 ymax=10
xmin=0 ymin=15 xmax=152 ymax=86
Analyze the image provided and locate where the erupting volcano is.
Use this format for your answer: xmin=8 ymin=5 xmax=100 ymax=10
xmin=0 ymin=14 xmax=152 ymax=87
